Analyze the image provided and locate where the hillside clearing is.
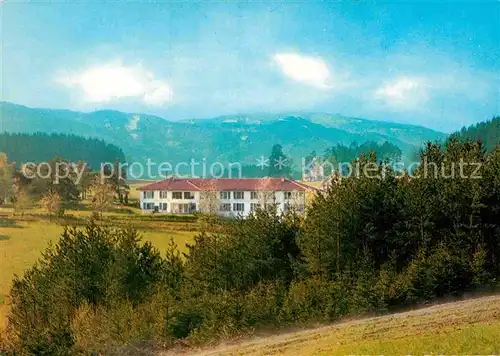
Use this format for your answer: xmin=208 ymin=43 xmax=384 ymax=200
xmin=171 ymin=295 xmax=500 ymax=355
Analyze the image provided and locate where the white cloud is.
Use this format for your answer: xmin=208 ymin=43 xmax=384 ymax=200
xmin=57 ymin=61 xmax=173 ymax=106
xmin=374 ymin=76 xmax=428 ymax=109
xmin=274 ymin=53 xmax=331 ymax=89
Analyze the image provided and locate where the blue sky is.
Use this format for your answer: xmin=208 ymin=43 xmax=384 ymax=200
xmin=2 ymin=0 xmax=499 ymax=132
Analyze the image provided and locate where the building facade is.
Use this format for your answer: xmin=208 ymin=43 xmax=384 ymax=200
xmin=138 ymin=177 xmax=310 ymax=218
xmin=302 ymin=157 xmax=325 ymax=182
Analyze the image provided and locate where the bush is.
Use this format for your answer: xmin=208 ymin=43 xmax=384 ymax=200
xmin=241 ymin=282 xmax=286 ymax=327
xmin=71 ymin=295 xmax=172 ymax=354
xmin=281 ymin=278 xmax=349 ymax=323
xmin=379 ymin=245 xmax=473 ymax=306
xmin=169 ymin=304 xmax=206 ymax=339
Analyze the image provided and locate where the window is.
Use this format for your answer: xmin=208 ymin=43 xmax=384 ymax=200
xmin=160 ymin=191 xmax=168 ymax=199
xmin=250 ymin=191 xmax=258 ymax=200
xmin=143 ymin=202 xmax=154 ymax=210
xmin=284 ymin=191 xmax=293 ymax=200
xmin=161 ymin=203 xmax=168 ymax=211
xmin=258 ymin=191 xmax=275 ymax=201
xmin=171 ymin=203 xmax=195 ymax=214
xmin=220 ymin=203 xmax=231 ymax=212
xmin=143 ymin=191 xmax=154 ymax=199
xmin=220 ymin=191 xmax=230 ymax=200
xmin=233 ymin=203 xmax=245 ymax=212
xmin=233 ymin=191 xmax=244 ymax=200
xmin=172 ymin=192 xmax=182 ymax=199
xmin=184 ymin=191 xmax=194 ymax=199
xmin=284 ymin=203 xmax=305 ymax=212
xmin=250 ymin=203 xmax=260 ymax=211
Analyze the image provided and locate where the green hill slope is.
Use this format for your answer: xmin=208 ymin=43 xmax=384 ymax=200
xmin=1 ymin=102 xmax=447 ymax=174
xmin=175 ymin=295 xmax=500 ymax=356
xmin=456 ymin=116 xmax=500 ymax=151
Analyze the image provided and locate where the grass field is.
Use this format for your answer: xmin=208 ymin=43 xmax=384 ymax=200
xmin=0 ymin=220 xmax=195 ymax=296
xmin=177 ymin=295 xmax=500 ymax=355
xmin=0 ymin=210 xmax=198 ymax=333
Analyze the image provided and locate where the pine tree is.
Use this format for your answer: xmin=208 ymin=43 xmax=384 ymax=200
xmin=268 ymin=144 xmax=292 ymax=178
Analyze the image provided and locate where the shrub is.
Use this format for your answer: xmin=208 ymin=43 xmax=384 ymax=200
xmin=169 ymin=303 xmax=206 ymax=339
xmin=382 ymin=245 xmax=473 ymax=306
xmin=280 ymin=278 xmax=349 ymax=323
xmin=71 ymin=294 xmax=173 ymax=354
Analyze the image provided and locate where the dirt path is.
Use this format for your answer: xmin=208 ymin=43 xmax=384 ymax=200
xmin=161 ymin=294 xmax=500 ymax=356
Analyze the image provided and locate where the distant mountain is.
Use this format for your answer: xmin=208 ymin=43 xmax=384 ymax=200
xmin=455 ymin=116 xmax=500 ymax=152
xmin=0 ymin=102 xmax=446 ymax=174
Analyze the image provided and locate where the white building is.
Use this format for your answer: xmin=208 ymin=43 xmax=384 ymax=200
xmin=303 ymin=157 xmax=325 ymax=182
xmin=138 ymin=177 xmax=311 ymax=218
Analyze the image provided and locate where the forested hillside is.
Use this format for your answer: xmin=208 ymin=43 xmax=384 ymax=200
xmin=323 ymin=140 xmax=402 ymax=166
xmin=457 ymin=116 xmax=499 ymax=151
xmin=5 ymin=136 xmax=500 ymax=354
xmin=219 ymin=141 xmax=403 ymax=179
xmin=0 ymin=132 xmax=126 ymax=169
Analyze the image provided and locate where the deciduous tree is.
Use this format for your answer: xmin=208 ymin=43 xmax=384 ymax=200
xmin=13 ymin=188 xmax=31 ymax=216
xmin=39 ymin=190 xmax=62 ymax=220
xmin=89 ymin=179 xmax=114 ymax=219
xmin=0 ymin=152 xmax=13 ymax=204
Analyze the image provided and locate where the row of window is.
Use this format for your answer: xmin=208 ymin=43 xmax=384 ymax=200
xmin=143 ymin=203 xmax=169 ymax=211
xmin=219 ymin=202 xmax=253 ymax=212
xmin=142 ymin=202 xmax=196 ymax=213
xmin=171 ymin=203 xmax=196 ymax=214
xmin=143 ymin=202 xmax=304 ymax=213
xmin=144 ymin=191 xmax=303 ymax=200
xmin=220 ymin=203 xmax=303 ymax=213
xmin=143 ymin=191 xmax=195 ymax=199
xmin=143 ymin=202 xmax=257 ymax=213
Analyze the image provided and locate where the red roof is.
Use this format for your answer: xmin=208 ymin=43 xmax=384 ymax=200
xmin=138 ymin=178 xmax=311 ymax=192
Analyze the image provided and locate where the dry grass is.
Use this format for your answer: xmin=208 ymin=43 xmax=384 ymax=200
xmin=174 ymin=295 xmax=500 ymax=356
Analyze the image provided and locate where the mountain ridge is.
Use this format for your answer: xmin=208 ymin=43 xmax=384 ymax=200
xmin=0 ymin=101 xmax=447 ymax=170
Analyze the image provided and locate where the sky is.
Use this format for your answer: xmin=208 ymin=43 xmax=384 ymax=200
xmin=1 ymin=0 xmax=499 ymax=132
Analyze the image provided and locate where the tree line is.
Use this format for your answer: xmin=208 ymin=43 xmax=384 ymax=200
xmin=0 ymin=132 xmax=130 ymax=215
xmin=3 ymin=135 xmax=499 ymax=354
xmin=0 ymin=132 xmax=126 ymax=171
xmin=222 ymin=141 xmax=402 ymax=179
xmin=457 ymin=116 xmax=499 ymax=152
xmin=0 ymin=153 xmax=130 ymax=216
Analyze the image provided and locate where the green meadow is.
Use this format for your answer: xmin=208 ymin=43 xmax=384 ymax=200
xmin=0 ymin=203 xmax=198 ymax=333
